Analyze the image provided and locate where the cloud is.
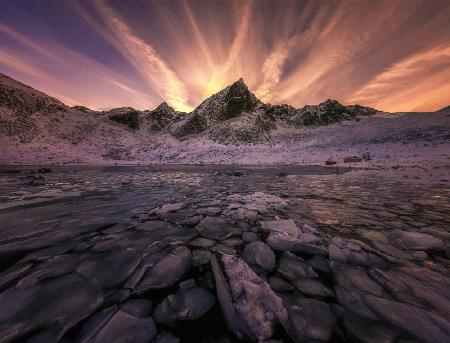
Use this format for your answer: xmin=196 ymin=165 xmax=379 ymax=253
xmin=0 ymin=23 xmax=160 ymax=110
xmin=1 ymin=0 xmax=449 ymax=111
xmin=255 ymin=44 xmax=289 ymax=101
xmin=93 ymin=0 xmax=192 ymax=111
xmin=346 ymin=45 xmax=450 ymax=112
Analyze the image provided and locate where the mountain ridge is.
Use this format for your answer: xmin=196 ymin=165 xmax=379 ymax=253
xmin=2 ymin=72 xmax=448 ymax=153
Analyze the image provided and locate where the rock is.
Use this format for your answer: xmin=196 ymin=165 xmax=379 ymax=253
xmin=242 ymin=241 xmax=276 ymax=272
xmin=308 ymin=255 xmax=330 ymax=273
xmin=410 ymin=250 xmax=428 ymax=260
xmin=179 ymin=215 xmax=203 ymax=227
xmin=334 ymin=285 xmax=379 ymax=321
xmin=368 ymin=266 xmax=450 ymax=317
xmin=106 ymin=107 xmax=140 ymax=129
xmin=291 ymin=278 xmax=335 ymax=298
xmin=211 ymin=254 xmax=289 ymax=342
xmin=76 ymin=250 xmax=142 ymax=289
xmin=390 ymin=230 xmax=444 ymax=251
xmin=261 ymin=219 xmax=301 ymax=251
xmin=120 ymin=299 xmax=153 ymax=318
xmin=222 ymin=238 xmax=243 ymax=247
xmin=135 ymin=246 xmax=191 ymax=291
xmin=269 ymin=276 xmax=295 ymax=292
xmin=278 ymin=252 xmax=318 ymax=280
xmin=0 ymin=273 xmax=103 ymax=342
xmin=153 ymin=331 xmax=180 ymax=343
xmin=27 ymin=175 xmax=46 ymax=186
xmin=242 ymin=231 xmax=258 ymax=243
xmin=150 ymin=203 xmax=184 ymax=216
xmin=197 ymin=216 xmax=241 ymax=240
xmin=331 ymin=262 xmax=384 ymax=297
xmin=76 ymin=307 xmax=157 ymax=343
xmin=343 ymin=312 xmax=398 ymax=343
xmin=196 ymin=207 xmax=221 ymax=216
xmin=192 ymin=249 xmax=212 ymax=267
xmin=210 ymin=244 xmax=236 ymax=255
xmin=344 ymin=156 xmax=362 ymax=163
xmin=189 ymin=237 xmax=216 ymax=248
xmin=227 ymin=192 xmax=288 ymax=213
xmin=153 ymin=280 xmax=216 ymax=326
xmin=224 ymin=204 xmax=259 ymax=221
xmin=299 ymin=232 xmax=321 ymax=245
xmin=37 ymin=167 xmax=51 ymax=173
xmin=298 ymin=243 xmax=329 ymax=256
xmin=329 ymin=243 xmax=348 ymax=262
xmin=365 ymin=295 xmax=450 ymax=343
xmin=283 ymin=296 xmax=337 ymax=342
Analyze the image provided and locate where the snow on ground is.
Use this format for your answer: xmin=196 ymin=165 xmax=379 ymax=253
xmin=1 ymin=107 xmax=449 ymax=185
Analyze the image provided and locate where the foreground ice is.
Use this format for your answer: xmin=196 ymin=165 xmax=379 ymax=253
xmin=0 ymin=165 xmax=449 ymax=342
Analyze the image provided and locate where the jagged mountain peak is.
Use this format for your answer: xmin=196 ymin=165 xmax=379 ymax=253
xmin=319 ymin=99 xmax=342 ymax=106
xmin=231 ymin=77 xmax=247 ymax=88
xmin=194 ymin=77 xmax=261 ymax=123
xmin=154 ymin=102 xmax=174 ymax=112
xmin=145 ymin=102 xmax=177 ymax=131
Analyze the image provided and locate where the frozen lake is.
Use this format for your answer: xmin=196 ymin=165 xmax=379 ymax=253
xmin=0 ymin=165 xmax=449 ymax=342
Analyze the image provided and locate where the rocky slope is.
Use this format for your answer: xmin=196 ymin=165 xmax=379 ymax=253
xmin=1 ymin=72 xmax=449 ymax=167
xmin=0 ymin=73 xmax=379 ymax=144
xmin=0 ymin=73 xmax=67 ymax=115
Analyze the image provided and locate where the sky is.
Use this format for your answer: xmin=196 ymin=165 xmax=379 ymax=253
xmin=0 ymin=0 xmax=449 ymax=112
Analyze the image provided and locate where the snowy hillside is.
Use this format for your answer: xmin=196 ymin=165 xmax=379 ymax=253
xmin=1 ymin=72 xmax=449 ymax=176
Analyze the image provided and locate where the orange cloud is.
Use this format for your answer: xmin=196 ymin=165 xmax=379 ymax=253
xmin=1 ymin=0 xmax=449 ymax=112
xmin=347 ymin=46 xmax=450 ymax=112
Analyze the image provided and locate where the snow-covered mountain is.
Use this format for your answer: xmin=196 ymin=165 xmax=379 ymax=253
xmin=1 ymin=72 xmax=449 ymax=167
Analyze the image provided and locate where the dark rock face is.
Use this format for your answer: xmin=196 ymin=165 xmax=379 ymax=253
xmin=170 ymin=111 xmax=207 ymax=137
xmin=195 ymin=78 xmax=262 ymax=123
xmin=265 ymin=103 xmax=298 ymax=120
xmin=145 ymin=102 xmax=176 ymax=131
xmin=105 ymin=107 xmax=140 ymax=129
xmin=284 ymin=99 xmax=377 ymax=127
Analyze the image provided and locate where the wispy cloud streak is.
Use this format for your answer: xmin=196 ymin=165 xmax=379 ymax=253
xmin=0 ymin=0 xmax=449 ymax=111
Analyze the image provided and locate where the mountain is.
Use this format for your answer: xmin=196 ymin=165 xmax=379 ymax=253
xmin=0 ymin=73 xmax=66 ymax=115
xmin=171 ymin=79 xmax=273 ymax=142
xmin=194 ymin=78 xmax=263 ymax=122
xmin=5 ymin=72 xmax=448 ymax=166
xmin=0 ymin=73 xmax=381 ymax=144
xmin=269 ymin=99 xmax=377 ymax=127
xmin=102 ymin=107 xmax=140 ymax=130
xmin=0 ymin=73 xmax=69 ymax=143
xmin=142 ymin=102 xmax=177 ymax=131
xmin=170 ymin=78 xmax=263 ymax=138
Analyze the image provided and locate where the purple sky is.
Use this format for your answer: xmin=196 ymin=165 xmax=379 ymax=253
xmin=1 ymin=0 xmax=449 ymax=112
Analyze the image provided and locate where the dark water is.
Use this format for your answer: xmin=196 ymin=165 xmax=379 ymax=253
xmin=0 ymin=165 xmax=449 ymax=342
xmin=1 ymin=165 xmax=448 ymax=243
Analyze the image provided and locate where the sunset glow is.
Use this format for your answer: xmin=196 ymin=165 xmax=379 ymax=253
xmin=0 ymin=0 xmax=449 ymax=112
